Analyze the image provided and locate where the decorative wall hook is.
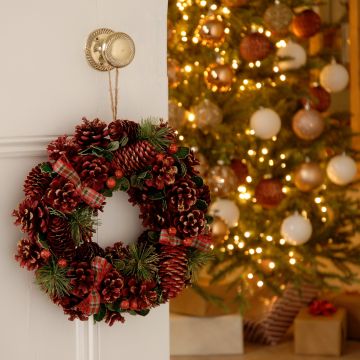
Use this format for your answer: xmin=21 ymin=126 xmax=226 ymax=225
xmin=85 ymin=28 xmax=135 ymax=71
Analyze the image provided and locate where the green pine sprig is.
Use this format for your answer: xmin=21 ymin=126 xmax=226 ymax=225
xmin=138 ymin=118 xmax=172 ymax=151
xmin=186 ymin=249 xmax=214 ymax=282
xmin=69 ymin=208 xmax=98 ymax=245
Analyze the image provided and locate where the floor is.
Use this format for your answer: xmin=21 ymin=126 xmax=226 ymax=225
xmin=171 ymin=341 xmax=360 ymax=360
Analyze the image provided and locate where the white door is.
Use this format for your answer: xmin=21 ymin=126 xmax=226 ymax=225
xmin=0 ymin=1 xmax=169 ymax=359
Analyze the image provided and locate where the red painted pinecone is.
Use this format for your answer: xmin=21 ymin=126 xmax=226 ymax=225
xmin=108 ymin=119 xmax=140 ymax=143
xmin=158 ymin=245 xmax=188 ymax=300
xmin=140 ymin=203 xmax=168 ymax=230
xmin=100 ymin=269 xmax=124 ymax=303
xmin=112 ymin=140 xmax=157 ymax=176
xmin=197 ymin=184 xmax=211 ymax=205
xmin=13 ymin=199 xmax=49 ymax=238
xmin=74 ymin=118 xmax=109 ymax=148
xmin=47 ymin=135 xmax=80 ymax=161
xmin=54 ymin=295 xmax=89 ymax=321
xmin=74 ymin=155 xmax=110 ymax=192
xmin=45 ymin=176 xmax=82 ymax=214
xmin=105 ymin=242 xmax=128 ymax=262
xmin=104 ymin=310 xmax=125 ymax=326
xmin=75 ymin=242 xmax=105 ymax=262
xmin=23 ymin=163 xmax=52 ymax=200
xmin=184 ymin=150 xmax=200 ymax=175
xmin=67 ymin=261 xmax=95 ymax=298
xmin=121 ymin=278 xmax=158 ymax=310
xmin=47 ymin=216 xmax=76 ymax=259
xmin=145 ymin=155 xmax=178 ymax=190
xmin=15 ymin=238 xmax=44 ymax=271
xmin=174 ymin=209 xmax=205 ymax=237
xmin=167 ymin=179 xmax=198 ymax=212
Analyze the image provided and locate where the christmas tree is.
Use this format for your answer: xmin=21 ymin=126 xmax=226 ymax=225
xmin=168 ymin=0 xmax=360 ymax=304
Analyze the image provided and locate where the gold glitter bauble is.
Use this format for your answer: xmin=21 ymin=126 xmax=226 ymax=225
xmin=264 ymin=3 xmax=293 ymax=34
xmin=168 ymin=58 xmax=181 ymax=88
xmin=168 ymin=99 xmax=186 ymax=129
xmin=207 ymin=165 xmax=238 ymax=197
xmin=294 ymin=162 xmax=324 ymax=192
xmin=204 ymin=64 xmax=233 ymax=92
xmin=193 ymin=99 xmax=223 ymax=129
xmin=199 ymin=17 xmax=226 ymax=46
xmin=292 ymin=108 xmax=325 ymax=141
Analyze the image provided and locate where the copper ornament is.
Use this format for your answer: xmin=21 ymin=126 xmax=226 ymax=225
xmin=207 ymin=165 xmax=238 ymax=197
xmin=239 ymin=33 xmax=272 ymax=62
xmin=211 ymin=216 xmax=230 ymax=245
xmin=193 ymin=99 xmax=223 ymax=129
xmin=255 ymin=178 xmax=285 ymax=209
xmin=292 ymin=9 xmax=321 ymax=39
xmin=199 ymin=18 xmax=226 ymax=46
xmin=204 ymin=64 xmax=233 ymax=92
xmin=294 ymin=162 xmax=324 ymax=192
xmin=264 ymin=3 xmax=293 ymax=35
xmin=292 ymin=109 xmax=325 ymax=141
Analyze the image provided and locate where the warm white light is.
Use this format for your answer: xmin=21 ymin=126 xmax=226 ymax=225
xmin=244 ymin=231 xmax=251 ymax=238
xmin=249 ymin=62 xmax=255 ymax=68
xmin=280 ymin=153 xmax=286 ymax=159
xmin=227 ymin=244 xmax=234 ymax=250
xmin=247 ymin=273 xmax=254 ymax=279
xmin=280 ymin=238 xmax=286 ymax=245
xmin=273 ymin=66 xmax=279 ymax=73
xmin=249 ymin=248 xmax=255 ymax=255
xmin=269 ymin=159 xmax=274 ymax=166
xmin=257 ymin=280 xmax=264 ymax=287
xmin=265 ymin=30 xmax=271 ymax=37
xmin=269 ymin=262 xmax=276 ymax=269
xmin=258 ymin=27 xmax=264 ymax=34
xmin=321 ymin=217 xmax=327 ymax=222
xmin=238 ymin=241 xmax=245 ymax=249
xmin=243 ymin=79 xmax=249 ymax=85
xmin=266 ymin=235 xmax=273 ymax=242
xmin=248 ymin=149 xmax=256 ymax=156
xmin=256 ymin=247 xmax=263 ymax=254
xmin=276 ymin=40 xmax=287 ymax=48
xmin=289 ymin=251 xmax=294 ymax=257
xmin=321 ymin=206 xmax=327 ymax=213
xmin=289 ymin=258 xmax=297 ymax=265
xmin=261 ymin=148 xmax=269 ymax=155
xmin=210 ymin=4 xmax=217 ymax=10
xmin=246 ymin=176 xmax=253 ymax=183
xmin=285 ymin=175 xmax=292 ymax=181
xmin=259 ymin=157 xmax=265 ymax=163
xmin=179 ymin=135 xmax=184 ymax=141
xmin=315 ymin=197 xmax=322 ymax=204
xmin=281 ymin=163 xmax=286 ymax=168
xmin=280 ymin=74 xmax=286 ymax=81
xmin=240 ymin=85 xmax=245 ymax=91
xmin=256 ymin=82 xmax=262 ymax=89
xmin=184 ymin=65 xmax=192 ymax=72
xmin=238 ymin=185 xmax=247 ymax=193
xmin=183 ymin=14 xmax=189 ymax=20
xmin=192 ymin=37 xmax=199 ymax=44
xmin=200 ymin=0 xmax=207 ymax=6
xmin=223 ymin=7 xmax=230 ymax=15
xmin=188 ymin=113 xmax=195 ymax=121
xmin=255 ymin=61 xmax=261 ymax=67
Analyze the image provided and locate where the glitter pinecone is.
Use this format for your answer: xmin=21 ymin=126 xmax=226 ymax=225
xmin=74 ymin=118 xmax=109 ymax=148
xmin=74 ymin=155 xmax=110 ymax=192
xmin=15 ymin=238 xmax=44 ymax=271
xmin=75 ymin=242 xmax=105 ymax=262
xmin=112 ymin=140 xmax=157 ymax=176
xmin=45 ymin=176 xmax=82 ymax=214
xmin=67 ymin=261 xmax=95 ymax=298
xmin=54 ymin=295 xmax=89 ymax=321
xmin=104 ymin=310 xmax=125 ymax=326
xmin=145 ymin=154 xmax=178 ymax=190
xmin=108 ymin=119 xmax=140 ymax=143
xmin=13 ymin=199 xmax=49 ymax=238
xmin=105 ymin=242 xmax=128 ymax=262
xmin=47 ymin=135 xmax=80 ymax=162
xmin=158 ymin=245 xmax=188 ymax=300
xmin=174 ymin=209 xmax=205 ymax=237
xmin=100 ymin=268 xmax=124 ymax=303
xmin=167 ymin=179 xmax=198 ymax=212
xmin=23 ymin=163 xmax=52 ymax=200
xmin=47 ymin=216 xmax=76 ymax=259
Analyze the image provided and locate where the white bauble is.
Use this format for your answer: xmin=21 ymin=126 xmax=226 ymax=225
xmin=209 ymin=198 xmax=240 ymax=228
xmin=281 ymin=212 xmax=312 ymax=246
xmin=326 ymin=154 xmax=357 ymax=185
xmin=320 ymin=61 xmax=349 ymax=93
xmin=277 ymin=41 xmax=307 ymax=71
xmin=250 ymin=108 xmax=281 ymax=139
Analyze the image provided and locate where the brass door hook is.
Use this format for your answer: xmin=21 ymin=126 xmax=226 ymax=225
xmin=85 ymin=28 xmax=135 ymax=71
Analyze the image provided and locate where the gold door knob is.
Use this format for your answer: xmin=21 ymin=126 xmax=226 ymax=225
xmin=85 ymin=28 xmax=135 ymax=71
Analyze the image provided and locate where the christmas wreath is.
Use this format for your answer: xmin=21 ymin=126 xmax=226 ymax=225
xmin=13 ymin=118 xmax=212 ymax=326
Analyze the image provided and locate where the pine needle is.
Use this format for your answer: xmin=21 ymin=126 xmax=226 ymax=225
xmin=187 ymin=249 xmax=214 ymax=282
xmin=139 ymin=118 xmax=171 ymax=151
xmin=69 ymin=208 xmax=98 ymax=245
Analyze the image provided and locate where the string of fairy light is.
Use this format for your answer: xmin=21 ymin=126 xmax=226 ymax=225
xmin=171 ymin=0 xmax=331 ymax=288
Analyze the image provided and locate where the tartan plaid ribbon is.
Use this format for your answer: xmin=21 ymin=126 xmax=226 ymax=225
xmin=76 ymin=256 xmax=113 ymax=315
xmin=53 ymin=156 xmax=105 ymax=208
xmin=159 ymin=228 xmax=212 ymax=251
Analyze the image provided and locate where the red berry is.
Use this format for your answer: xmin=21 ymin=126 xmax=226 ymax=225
xmin=106 ymin=177 xmax=116 ymax=189
xmin=58 ymin=259 xmax=67 ymax=268
xmin=40 ymin=249 xmax=51 ymax=261
xmin=156 ymin=153 xmax=165 ymax=161
xmin=130 ymin=299 xmax=138 ymax=310
xmin=120 ymin=299 xmax=130 ymax=310
xmin=168 ymin=227 xmax=177 ymax=236
xmin=115 ymin=169 xmax=124 ymax=179
xmin=183 ymin=238 xmax=192 ymax=247
xmin=169 ymin=143 xmax=178 ymax=154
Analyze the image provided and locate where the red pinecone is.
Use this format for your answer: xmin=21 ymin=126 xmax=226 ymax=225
xmin=13 ymin=199 xmax=49 ymax=238
xmin=112 ymin=140 xmax=157 ymax=176
xmin=74 ymin=155 xmax=110 ymax=192
xmin=158 ymin=245 xmax=188 ymax=300
xmin=104 ymin=310 xmax=125 ymax=326
xmin=67 ymin=261 xmax=95 ymax=298
xmin=54 ymin=295 xmax=89 ymax=321
xmin=174 ymin=209 xmax=205 ymax=237
xmin=23 ymin=163 xmax=52 ymax=200
xmin=75 ymin=242 xmax=105 ymax=262
xmin=47 ymin=216 xmax=75 ymax=259
xmin=197 ymin=184 xmax=211 ymax=206
xmin=100 ymin=269 xmax=124 ymax=303
xmin=167 ymin=179 xmax=198 ymax=212
xmin=121 ymin=278 xmax=158 ymax=310
xmin=183 ymin=150 xmax=200 ymax=175
xmin=74 ymin=118 xmax=109 ymax=148
xmin=47 ymin=135 xmax=80 ymax=161
xmin=139 ymin=203 xmax=168 ymax=230
xmin=15 ymin=238 xmax=44 ymax=271
xmin=145 ymin=155 xmax=178 ymax=190
xmin=105 ymin=242 xmax=128 ymax=261
xmin=45 ymin=176 xmax=82 ymax=214
xmin=108 ymin=119 xmax=140 ymax=143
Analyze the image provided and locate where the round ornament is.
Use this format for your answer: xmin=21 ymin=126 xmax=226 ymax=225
xmin=277 ymin=41 xmax=307 ymax=71
xmin=168 ymin=99 xmax=186 ymax=129
xmin=280 ymin=212 xmax=312 ymax=246
xmin=211 ymin=216 xmax=230 ymax=245
xmin=231 ymin=159 xmax=249 ymax=184
xmin=13 ymin=118 xmax=212 ymax=326
xmin=264 ymin=3 xmax=293 ymax=35
xmin=209 ymin=198 xmax=240 ymax=228
xmin=292 ymin=108 xmax=324 ymax=141
xmin=221 ymin=0 xmax=248 ymax=7
xmin=305 ymin=85 xmax=331 ymax=113
xmin=204 ymin=63 xmax=233 ymax=92
xmin=193 ymin=99 xmax=223 ymax=129
xmin=255 ymin=178 xmax=285 ymax=209
xmin=320 ymin=61 xmax=349 ymax=93
xmin=292 ymin=9 xmax=321 ymax=38
xmin=250 ymin=108 xmax=281 ymax=140
xmin=168 ymin=58 xmax=182 ymax=88
xmin=239 ymin=33 xmax=272 ymax=62
xmin=294 ymin=162 xmax=324 ymax=192
xmin=199 ymin=17 xmax=226 ymax=46
xmin=207 ymin=165 xmax=238 ymax=197
xmin=326 ymin=154 xmax=357 ymax=185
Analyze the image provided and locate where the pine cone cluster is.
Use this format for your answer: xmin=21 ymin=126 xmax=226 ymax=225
xmin=184 ymin=150 xmax=200 ymax=175
xmin=75 ymin=118 xmax=109 ymax=148
xmin=45 ymin=177 xmax=82 ymax=214
xmin=158 ymin=245 xmax=188 ymax=300
xmin=174 ymin=209 xmax=205 ymax=237
xmin=15 ymin=238 xmax=44 ymax=271
xmin=105 ymin=242 xmax=128 ymax=262
xmin=13 ymin=199 xmax=49 ymax=238
xmin=104 ymin=310 xmax=125 ymax=326
xmin=67 ymin=261 xmax=95 ymax=298
xmin=197 ymin=184 xmax=211 ymax=205
xmin=54 ymin=295 xmax=89 ymax=321
xmin=47 ymin=135 xmax=80 ymax=161
xmin=167 ymin=179 xmax=198 ymax=212
xmin=100 ymin=269 xmax=124 ymax=303
xmin=112 ymin=140 xmax=156 ymax=175
xmin=108 ymin=119 xmax=140 ymax=143
xmin=140 ymin=203 xmax=168 ymax=230
xmin=75 ymin=242 xmax=105 ymax=262
xmin=23 ymin=163 xmax=52 ymax=200
xmin=145 ymin=154 xmax=178 ymax=190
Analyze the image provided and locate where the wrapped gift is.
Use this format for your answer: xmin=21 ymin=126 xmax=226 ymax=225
xmin=170 ymin=314 xmax=244 ymax=356
xmin=294 ymin=303 xmax=347 ymax=356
